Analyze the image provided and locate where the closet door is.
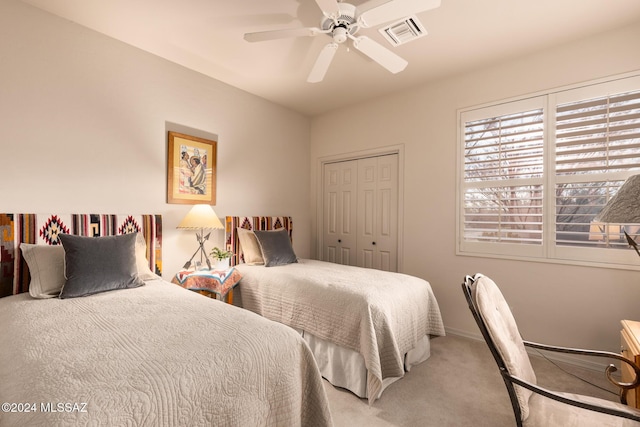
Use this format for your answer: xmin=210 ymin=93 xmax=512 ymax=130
xmin=323 ymin=160 xmax=358 ymax=265
xmin=356 ymin=154 xmax=398 ymax=271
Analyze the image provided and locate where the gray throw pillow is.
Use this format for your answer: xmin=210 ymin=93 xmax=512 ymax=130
xmin=59 ymin=233 xmax=145 ymax=299
xmin=253 ymin=228 xmax=297 ymax=267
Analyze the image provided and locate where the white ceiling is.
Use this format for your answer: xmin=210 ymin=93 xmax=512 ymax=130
xmin=20 ymin=0 xmax=640 ymax=116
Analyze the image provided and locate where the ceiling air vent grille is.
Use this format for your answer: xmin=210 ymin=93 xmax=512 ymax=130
xmin=379 ymin=15 xmax=427 ymax=47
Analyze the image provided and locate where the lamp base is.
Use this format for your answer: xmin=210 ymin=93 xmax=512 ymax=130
xmin=183 ymin=229 xmax=213 ymax=270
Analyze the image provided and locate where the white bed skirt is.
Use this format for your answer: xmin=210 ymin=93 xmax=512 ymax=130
xmin=233 ymin=287 xmax=432 ymax=400
xmin=296 ymin=328 xmax=432 ymax=399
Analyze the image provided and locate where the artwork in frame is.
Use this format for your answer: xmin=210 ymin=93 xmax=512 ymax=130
xmin=167 ymin=131 xmax=217 ymax=205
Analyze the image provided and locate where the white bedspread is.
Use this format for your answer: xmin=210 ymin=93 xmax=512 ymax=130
xmin=236 ymin=259 xmax=446 ymax=402
xmin=0 ymin=280 xmax=332 ymax=427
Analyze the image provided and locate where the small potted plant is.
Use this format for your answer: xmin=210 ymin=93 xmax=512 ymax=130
xmin=210 ymin=246 xmax=232 ymax=270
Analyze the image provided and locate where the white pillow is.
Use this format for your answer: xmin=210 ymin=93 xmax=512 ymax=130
xmin=135 ymin=233 xmax=161 ymax=280
xmin=20 ymin=243 xmax=65 ymax=298
xmin=237 ymin=228 xmax=264 ymax=265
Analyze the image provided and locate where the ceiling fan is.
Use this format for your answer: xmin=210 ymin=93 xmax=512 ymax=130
xmin=244 ymin=0 xmax=441 ymax=83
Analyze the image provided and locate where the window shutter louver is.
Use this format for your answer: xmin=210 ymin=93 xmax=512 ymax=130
xmin=463 ymin=108 xmax=544 ymax=246
xmin=554 ymin=90 xmax=640 ymax=248
xmin=556 ymin=90 xmax=640 ymax=176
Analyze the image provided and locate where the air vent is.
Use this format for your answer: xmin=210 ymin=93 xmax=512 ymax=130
xmin=379 ymin=15 xmax=427 ymax=47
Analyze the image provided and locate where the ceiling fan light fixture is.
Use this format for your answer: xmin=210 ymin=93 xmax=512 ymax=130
xmin=332 ymin=26 xmax=349 ymax=43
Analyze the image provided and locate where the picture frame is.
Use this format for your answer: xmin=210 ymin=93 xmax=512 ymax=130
xmin=167 ymin=131 xmax=217 ymax=205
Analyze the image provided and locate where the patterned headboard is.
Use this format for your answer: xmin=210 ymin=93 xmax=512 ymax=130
xmin=225 ymin=216 xmax=292 ymax=266
xmin=0 ymin=213 xmax=162 ymax=297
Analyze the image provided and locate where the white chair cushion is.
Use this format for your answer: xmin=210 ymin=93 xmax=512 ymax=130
xmin=473 ymin=275 xmax=537 ymax=420
xmin=525 ymin=391 xmax=640 ymax=427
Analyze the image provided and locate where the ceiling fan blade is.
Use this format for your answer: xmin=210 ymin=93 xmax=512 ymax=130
xmin=244 ymin=27 xmax=320 ymax=42
xmin=315 ymin=0 xmax=340 ymax=15
xmin=358 ymin=0 xmax=441 ymax=28
xmin=352 ymin=36 xmax=408 ymax=73
xmin=307 ymin=43 xmax=339 ymax=83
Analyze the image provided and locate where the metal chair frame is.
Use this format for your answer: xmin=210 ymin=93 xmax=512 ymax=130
xmin=462 ymin=274 xmax=640 ymax=426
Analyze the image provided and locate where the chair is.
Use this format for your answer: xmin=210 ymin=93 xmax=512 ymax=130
xmin=462 ymin=273 xmax=640 ymax=426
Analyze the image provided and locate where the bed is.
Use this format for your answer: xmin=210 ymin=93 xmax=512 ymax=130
xmin=0 ymin=213 xmax=332 ymax=427
xmin=225 ymin=216 xmax=446 ymax=403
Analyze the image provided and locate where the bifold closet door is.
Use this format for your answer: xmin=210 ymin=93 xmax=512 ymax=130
xmin=322 ymin=154 xmax=398 ymax=271
xmin=356 ymin=154 xmax=398 ymax=272
xmin=323 ymin=160 xmax=358 ymax=265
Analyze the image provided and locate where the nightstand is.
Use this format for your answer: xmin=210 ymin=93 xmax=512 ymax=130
xmin=171 ymin=267 xmax=242 ymax=304
xmin=621 ymin=319 xmax=640 ymax=409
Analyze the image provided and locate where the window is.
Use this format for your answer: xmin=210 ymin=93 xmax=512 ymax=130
xmin=458 ymin=74 xmax=640 ymax=267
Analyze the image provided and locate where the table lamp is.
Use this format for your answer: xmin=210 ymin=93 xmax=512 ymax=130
xmin=177 ymin=204 xmax=224 ymax=269
xmin=593 ymin=174 xmax=640 ymax=257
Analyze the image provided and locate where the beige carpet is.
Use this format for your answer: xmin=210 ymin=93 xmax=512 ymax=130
xmin=324 ymin=334 xmax=621 ymax=427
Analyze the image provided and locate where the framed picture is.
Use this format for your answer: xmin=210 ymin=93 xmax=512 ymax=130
xmin=167 ymin=131 xmax=217 ymax=205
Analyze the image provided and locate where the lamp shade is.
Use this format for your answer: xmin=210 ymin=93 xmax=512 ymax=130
xmin=177 ymin=204 xmax=224 ymax=230
xmin=594 ymin=175 xmax=640 ymax=224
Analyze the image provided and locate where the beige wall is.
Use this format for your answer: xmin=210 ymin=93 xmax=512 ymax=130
xmin=310 ymin=22 xmax=640 ymax=356
xmin=0 ymin=0 xmax=312 ymax=279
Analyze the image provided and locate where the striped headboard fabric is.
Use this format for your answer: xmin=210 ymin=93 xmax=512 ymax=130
xmin=225 ymin=216 xmax=292 ymax=266
xmin=0 ymin=213 xmax=162 ymax=297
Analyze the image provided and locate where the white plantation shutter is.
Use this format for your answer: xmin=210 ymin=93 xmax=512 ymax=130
xmin=461 ymin=98 xmax=545 ymax=257
xmin=556 ymin=91 xmax=640 ymax=176
xmin=464 ymin=109 xmax=544 ymax=181
xmin=459 ymin=74 xmax=640 ymax=266
xmin=554 ymin=180 xmax=626 ymax=248
xmin=554 ymin=87 xmax=640 ymax=251
xmin=463 ymin=185 xmax=543 ymax=244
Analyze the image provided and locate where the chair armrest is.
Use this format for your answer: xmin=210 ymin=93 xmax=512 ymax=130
xmin=524 ymin=340 xmax=640 ymax=403
xmin=507 ymin=372 xmax=640 ymax=422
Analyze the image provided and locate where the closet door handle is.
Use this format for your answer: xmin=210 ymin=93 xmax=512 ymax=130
xmin=372 ymin=242 xmax=376 ymax=245
xmin=338 ymin=239 xmax=342 ymax=243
